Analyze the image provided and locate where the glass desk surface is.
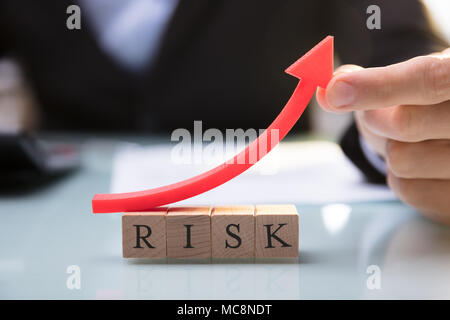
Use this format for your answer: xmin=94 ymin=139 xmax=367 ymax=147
xmin=1 ymin=136 xmax=449 ymax=299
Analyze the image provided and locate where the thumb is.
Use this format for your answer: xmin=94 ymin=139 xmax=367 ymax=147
xmin=316 ymin=64 xmax=363 ymax=112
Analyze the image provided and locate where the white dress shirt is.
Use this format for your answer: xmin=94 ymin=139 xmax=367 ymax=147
xmin=79 ymin=0 xmax=179 ymax=72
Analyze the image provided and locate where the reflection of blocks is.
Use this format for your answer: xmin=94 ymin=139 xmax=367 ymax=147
xmin=255 ymin=205 xmax=299 ymax=258
xmin=211 ymin=205 xmax=254 ymax=258
xmin=122 ymin=208 xmax=167 ymax=258
xmin=167 ymin=206 xmax=211 ymax=259
xmin=121 ymin=205 xmax=299 ymax=259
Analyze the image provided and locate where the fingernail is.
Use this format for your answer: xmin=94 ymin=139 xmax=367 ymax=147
xmin=327 ymin=81 xmax=355 ymax=108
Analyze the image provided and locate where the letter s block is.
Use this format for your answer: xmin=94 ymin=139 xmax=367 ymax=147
xmin=122 ymin=208 xmax=168 ymax=258
xmin=167 ymin=206 xmax=211 ymax=259
xmin=211 ymin=205 xmax=254 ymax=258
xmin=255 ymin=205 xmax=299 ymax=258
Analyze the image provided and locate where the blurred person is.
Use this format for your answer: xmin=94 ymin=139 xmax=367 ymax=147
xmin=0 ymin=0 xmax=448 ymax=221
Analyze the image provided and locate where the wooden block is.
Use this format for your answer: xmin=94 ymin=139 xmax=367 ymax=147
xmin=122 ymin=208 xmax=167 ymax=258
xmin=255 ymin=205 xmax=299 ymax=258
xmin=211 ymin=205 xmax=255 ymax=258
xmin=167 ymin=206 xmax=211 ymax=259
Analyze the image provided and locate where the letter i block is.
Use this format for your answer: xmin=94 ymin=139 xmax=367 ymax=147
xmin=255 ymin=205 xmax=299 ymax=258
xmin=211 ymin=205 xmax=255 ymax=258
xmin=122 ymin=208 xmax=168 ymax=258
xmin=167 ymin=206 xmax=211 ymax=259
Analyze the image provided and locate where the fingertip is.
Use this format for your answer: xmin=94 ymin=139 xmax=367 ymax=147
xmin=316 ymin=82 xmax=352 ymax=113
xmin=317 ymin=65 xmax=364 ymax=112
xmin=324 ymin=77 xmax=356 ymax=112
xmin=333 ymin=64 xmax=363 ymax=75
xmin=315 ymin=87 xmax=330 ymax=109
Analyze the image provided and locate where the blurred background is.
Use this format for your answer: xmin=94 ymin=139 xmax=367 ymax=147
xmin=0 ymin=0 xmax=448 ymax=185
xmin=0 ymin=0 xmax=448 ymax=139
xmin=0 ymin=1 xmax=449 ymax=300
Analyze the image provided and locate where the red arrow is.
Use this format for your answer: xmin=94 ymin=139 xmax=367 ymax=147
xmin=92 ymin=36 xmax=334 ymax=213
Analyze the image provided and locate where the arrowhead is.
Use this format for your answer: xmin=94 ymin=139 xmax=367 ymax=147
xmin=285 ymin=36 xmax=334 ymax=88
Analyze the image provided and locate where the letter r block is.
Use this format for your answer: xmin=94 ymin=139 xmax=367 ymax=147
xmin=255 ymin=205 xmax=299 ymax=258
xmin=167 ymin=206 xmax=211 ymax=259
xmin=211 ymin=205 xmax=255 ymax=258
xmin=122 ymin=208 xmax=168 ymax=258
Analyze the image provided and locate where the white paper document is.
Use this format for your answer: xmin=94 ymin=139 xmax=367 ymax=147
xmin=110 ymin=140 xmax=395 ymax=205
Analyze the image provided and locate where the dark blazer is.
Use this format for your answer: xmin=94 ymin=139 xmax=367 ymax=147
xmin=0 ymin=0 xmax=446 ymax=181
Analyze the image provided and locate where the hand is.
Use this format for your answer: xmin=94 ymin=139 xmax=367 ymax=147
xmin=316 ymin=48 xmax=450 ymax=224
xmin=0 ymin=59 xmax=39 ymax=133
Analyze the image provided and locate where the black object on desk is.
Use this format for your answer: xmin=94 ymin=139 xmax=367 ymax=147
xmin=0 ymin=133 xmax=80 ymax=186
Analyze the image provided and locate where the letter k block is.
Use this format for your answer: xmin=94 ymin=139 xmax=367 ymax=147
xmin=255 ymin=205 xmax=299 ymax=258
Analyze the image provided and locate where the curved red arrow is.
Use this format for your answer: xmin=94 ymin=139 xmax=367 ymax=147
xmin=92 ymin=36 xmax=334 ymax=213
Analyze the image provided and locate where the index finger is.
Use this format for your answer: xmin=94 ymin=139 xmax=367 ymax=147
xmin=323 ymin=49 xmax=450 ymax=111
